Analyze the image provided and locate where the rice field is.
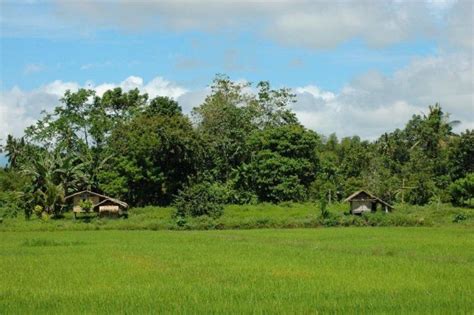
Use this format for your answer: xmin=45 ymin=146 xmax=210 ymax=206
xmin=1 ymin=227 xmax=473 ymax=314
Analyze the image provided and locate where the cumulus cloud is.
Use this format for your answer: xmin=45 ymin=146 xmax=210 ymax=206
xmin=0 ymin=85 xmax=60 ymax=139
xmin=0 ymin=76 xmax=188 ymax=141
xmin=292 ymin=52 xmax=474 ymax=138
xmin=444 ymin=0 xmax=474 ymax=51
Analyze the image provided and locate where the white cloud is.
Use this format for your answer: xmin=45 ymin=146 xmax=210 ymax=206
xmin=292 ymin=52 xmax=474 ymax=139
xmin=42 ymin=80 xmax=80 ymax=96
xmin=444 ymin=0 xmax=474 ymax=51
xmin=295 ymin=86 xmax=335 ymax=102
xmin=176 ymin=88 xmax=210 ymax=113
xmin=143 ymin=77 xmax=188 ymax=99
xmin=0 ymin=86 xmax=59 ymax=139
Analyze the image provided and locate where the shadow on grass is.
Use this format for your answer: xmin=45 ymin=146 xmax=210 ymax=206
xmin=22 ymin=239 xmax=87 ymax=247
xmin=73 ymin=214 xmax=98 ymax=223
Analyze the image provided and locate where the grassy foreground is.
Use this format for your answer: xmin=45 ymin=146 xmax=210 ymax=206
xmin=1 ymin=227 xmax=473 ymax=313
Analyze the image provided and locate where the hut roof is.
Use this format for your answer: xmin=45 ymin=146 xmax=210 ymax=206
xmin=344 ymin=190 xmax=393 ymax=209
xmin=65 ymin=190 xmax=128 ymax=208
xmin=93 ymin=198 xmax=128 ymax=209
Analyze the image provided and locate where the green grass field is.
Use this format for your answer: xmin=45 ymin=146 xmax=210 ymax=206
xmin=1 ymin=202 xmax=472 ymax=231
xmin=1 ymin=227 xmax=473 ymax=314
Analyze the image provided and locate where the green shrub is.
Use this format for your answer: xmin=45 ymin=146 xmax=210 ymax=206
xmin=189 ymin=216 xmax=217 ymax=230
xmin=340 ymin=215 xmax=366 ymax=227
xmin=174 ymin=181 xmax=224 ymax=219
xmin=453 ymin=213 xmax=467 ymax=223
xmin=79 ymin=199 xmax=93 ymax=212
xmin=0 ymin=192 xmax=22 ymax=218
xmin=176 ymin=216 xmax=187 ymax=227
xmin=363 ymin=212 xmax=389 ymax=226
xmin=34 ymin=205 xmax=43 ymax=218
xmin=449 ymin=173 xmax=474 ymax=207
xmin=322 ymin=216 xmax=339 ymax=227
xmin=41 ymin=212 xmax=50 ymax=221
xmin=320 ymin=198 xmax=329 ymax=219
xmin=255 ymin=217 xmax=271 ymax=227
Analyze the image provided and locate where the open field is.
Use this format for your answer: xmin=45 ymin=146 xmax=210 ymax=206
xmin=1 ymin=227 xmax=473 ymax=314
xmin=1 ymin=202 xmax=473 ymax=231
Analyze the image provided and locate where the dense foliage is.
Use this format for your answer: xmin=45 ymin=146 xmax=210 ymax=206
xmin=1 ymin=75 xmax=473 ymax=218
xmin=174 ymin=181 xmax=225 ymax=219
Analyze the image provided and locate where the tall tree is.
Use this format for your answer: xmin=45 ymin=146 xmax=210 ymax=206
xmin=99 ymin=113 xmax=202 ymax=206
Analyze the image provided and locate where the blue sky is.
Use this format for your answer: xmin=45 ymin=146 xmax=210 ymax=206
xmin=2 ymin=29 xmax=438 ymax=92
xmin=0 ymin=0 xmax=472 ymax=149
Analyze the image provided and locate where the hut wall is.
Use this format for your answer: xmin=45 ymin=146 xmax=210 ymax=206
xmin=351 ymin=200 xmax=372 ymax=214
xmin=99 ymin=205 xmax=120 ymax=213
xmin=72 ymin=195 xmax=101 ymax=213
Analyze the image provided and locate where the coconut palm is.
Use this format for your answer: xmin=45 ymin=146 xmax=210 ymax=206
xmin=4 ymin=135 xmax=26 ymax=169
xmin=21 ymin=150 xmax=86 ymax=215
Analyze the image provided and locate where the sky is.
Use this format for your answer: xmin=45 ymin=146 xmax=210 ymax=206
xmin=0 ymin=0 xmax=473 ymax=150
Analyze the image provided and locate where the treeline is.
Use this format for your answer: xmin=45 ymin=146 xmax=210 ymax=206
xmin=0 ymin=75 xmax=473 ymax=217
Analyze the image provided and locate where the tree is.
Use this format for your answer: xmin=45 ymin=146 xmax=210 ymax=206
xmin=99 ymin=113 xmax=202 ymax=206
xmin=192 ymin=75 xmax=257 ymax=181
xmin=236 ymin=125 xmax=320 ymax=202
xmin=0 ymin=168 xmax=28 ymax=218
xmin=4 ymin=135 xmax=27 ymax=169
xmin=449 ymin=173 xmax=474 ymax=206
xmin=449 ymin=130 xmax=474 ymax=180
xmin=402 ymin=148 xmax=438 ymax=205
xmin=174 ymin=180 xmax=224 ymax=218
xmin=21 ymin=151 xmax=66 ymax=216
xmin=253 ymin=81 xmax=298 ymax=127
xmin=146 ymin=96 xmax=182 ymax=117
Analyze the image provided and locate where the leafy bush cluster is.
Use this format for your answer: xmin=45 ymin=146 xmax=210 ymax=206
xmin=174 ymin=181 xmax=224 ymax=219
xmin=449 ymin=173 xmax=474 ymax=206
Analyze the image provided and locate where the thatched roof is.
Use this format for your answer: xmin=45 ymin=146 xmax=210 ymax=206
xmin=65 ymin=190 xmax=128 ymax=208
xmin=344 ymin=190 xmax=393 ymax=209
xmin=93 ymin=198 xmax=128 ymax=209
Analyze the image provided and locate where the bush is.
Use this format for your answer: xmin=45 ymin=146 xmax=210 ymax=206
xmin=453 ymin=213 xmax=467 ymax=223
xmin=0 ymin=192 xmax=22 ymax=218
xmin=212 ymin=180 xmax=258 ymax=205
xmin=449 ymin=173 xmax=474 ymax=207
xmin=34 ymin=205 xmax=43 ymax=218
xmin=174 ymin=181 xmax=224 ymax=219
xmin=79 ymin=199 xmax=93 ymax=212
xmin=189 ymin=216 xmax=217 ymax=230
xmin=362 ymin=212 xmax=389 ymax=226
xmin=320 ymin=198 xmax=329 ymax=219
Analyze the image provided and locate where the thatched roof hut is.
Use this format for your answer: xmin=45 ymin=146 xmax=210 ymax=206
xmin=344 ymin=190 xmax=393 ymax=214
xmin=65 ymin=190 xmax=128 ymax=217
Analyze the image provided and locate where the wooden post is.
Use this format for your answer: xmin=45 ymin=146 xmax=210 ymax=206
xmin=400 ymin=178 xmax=415 ymax=204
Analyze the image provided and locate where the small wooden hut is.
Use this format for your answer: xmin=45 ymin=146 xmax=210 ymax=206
xmin=344 ymin=190 xmax=393 ymax=214
xmin=64 ymin=190 xmax=128 ymax=218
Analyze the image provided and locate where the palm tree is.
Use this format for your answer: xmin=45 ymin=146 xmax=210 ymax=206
xmin=410 ymin=104 xmax=461 ymax=152
xmin=21 ymin=152 xmax=66 ymax=215
xmin=5 ymin=135 xmax=25 ymax=168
